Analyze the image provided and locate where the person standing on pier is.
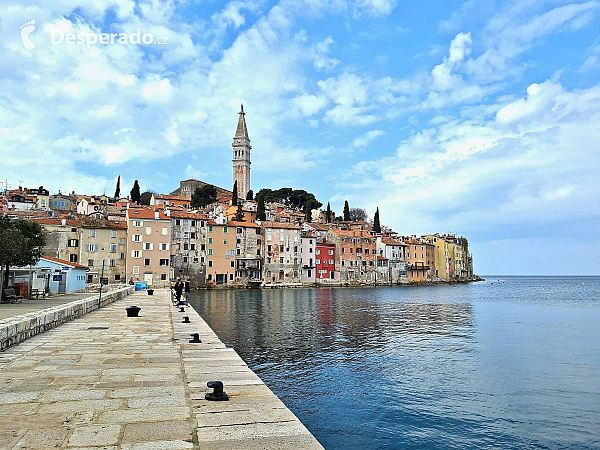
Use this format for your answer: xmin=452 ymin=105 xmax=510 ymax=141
xmin=173 ymin=277 xmax=184 ymax=304
xmin=184 ymin=279 xmax=191 ymax=306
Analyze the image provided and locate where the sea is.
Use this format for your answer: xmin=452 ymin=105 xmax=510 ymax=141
xmin=190 ymin=276 xmax=600 ymax=449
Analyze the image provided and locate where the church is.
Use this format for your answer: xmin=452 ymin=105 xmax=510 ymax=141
xmin=172 ymin=104 xmax=252 ymax=201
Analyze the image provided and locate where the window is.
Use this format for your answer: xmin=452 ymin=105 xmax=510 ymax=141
xmin=133 ymin=266 xmax=139 ymax=274
xmin=176 ymin=219 xmax=181 ymax=226
xmin=280 ymin=257 xmax=284 ymax=263
xmin=110 ymin=244 xmax=117 ymax=253
xmin=191 ymin=220 xmax=196 ymax=226
xmin=71 ymin=227 xmax=77 ymax=232
xmin=193 ymin=257 xmax=198 ymax=263
xmin=280 ymin=245 xmax=284 ymax=252
xmin=223 ymin=240 xmax=227 ymax=245
xmin=183 ymin=243 xmax=189 ymax=250
xmin=162 ymin=227 xmax=168 ymax=235
xmin=132 ymin=250 xmax=141 ymax=258
xmin=208 ymin=249 xmax=213 ymax=255
xmin=183 ymin=257 xmax=188 ymax=263
xmin=144 ymin=242 xmax=153 ymax=251
xmin=160 ymin=243 xmax=169 ymax=251
xmin=316 ymin=259 xmax=320 ymax=264
xmin=316 ymin=249 xmax=320 ymax=255
xmin=161 ymin=274 xmax=167 ymax=281
xmin=230 ymin=261 xmax=234 ymax=268
xmin=61 ymin=201 xmax=65 ymax=207
xmin=229 ymin=273 xmax=233 ymax=280
xmin=111 ymin=230 xmax=117 ymax=238
xmin=223 ymin=227 xmax=228 ymax=233
xmin=146 ymin=227 xmax=152 ymax=235
xmin=208 ymin=238 xmax=213 ymax=244
xmin=191 ymin=232 xmax=196 ymax=238
xmin=110 ymin=259 xmax=116 ymax=267
xmin=133 ymin=235 xmax=142 ymax=242
xmin=118 ymin=253 xmax=125 ymax=260
xmin=89 ymin=230 xmax=96 ymax=237
xmin=134 ymin=220 xmax=142 ymax=227
xmin=267 ymin=245 xmax=272 ymax=252
xmin=119 ymin=238 xmax=125 ymax=245
xmin=207 ymin=274 xmax=212 ymax=280
xmin=267 ymin=234 xmax=272 ymax=241
xmin=115 ymin=274 xmax=121 ymax=281
xmin=201 ymin=244 xmax=205 ymax=251
xmin=208 ymin=260 xmax=213 ymax=267
xmin=190 ymin=244 xmax=195 ymax=250
xmin=86 ymin=244 xmax=98 ymax=252
xmin=144 ymin=258 xmax=151 ymax=266
xmin=160 ymin=259 xmax=169 ymax=266
xmin=329 ymin=259 xmax=334 ymax=264
xmin=54 ymin=200 xmax=58 ymax=206
xmin=184 ymin=232 xmax=189 ymax=239
xmin=329 ymin=250 xmax=334 ymax=255
xmin=68 ymin=239 xmax=78 ymax=247
xmin=88 ymin=259 xmax=94 ymax=267
xmin=294 ymin=246 xmax=298 ymax=252
xmin=267 ymin=270 xmax=272 ymax=277
xmin=209 ymin=225 xmax=213 ymax=232
xmin=69 ymin=254 xmax=78 ymax=263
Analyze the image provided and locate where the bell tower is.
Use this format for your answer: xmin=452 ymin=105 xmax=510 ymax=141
xmin=232 ymin=103 xmax=251 ymax=200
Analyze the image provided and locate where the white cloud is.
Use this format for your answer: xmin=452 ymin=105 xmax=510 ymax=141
xmin=352 ymin=129 xmax=385 ymax=148
xmin=353 ymin=0 xmax=397 ymax=18
xmin=313 ymin=36 xmax=340 ymax=71
xmin=292 ymin=94 xmax=328 ymax=116
xmin=431 ymin=32 xmax=471 ymax=90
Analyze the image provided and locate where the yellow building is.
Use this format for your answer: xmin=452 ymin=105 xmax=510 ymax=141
xmin=206 ymin=220 xmax=236 ymax=285
xmin=422 ymin=234 xmax=450 ymax=280
xmin=224 ymin=205 xmax=257 ymax=223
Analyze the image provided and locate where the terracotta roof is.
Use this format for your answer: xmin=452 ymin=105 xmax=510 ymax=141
xmin=40 ymin=256 xmax=89 ymax=270
xmin=377 ymin=256 xmax=389 ymax=260
xmin=260 ymin=221 xmax=301 ymax=230
xmin=229 ymin=221 xmax=260 ymax=228
xmin=381 ymin=238 xmax=407 ymax=246
xmin=32 ymin=218 xmax=83 ymax=226
xmin=127 ymin=209 xmax=170 ymax=220
xmin=169 ymin=211 xmax=208 ymax=219
xmin=155 ymin=195 xmax=188 ymax=201
xmin=82 ymin=219 xmax=127 ymax=229
xmin=331 ymin=229 xmax=374 ymax=238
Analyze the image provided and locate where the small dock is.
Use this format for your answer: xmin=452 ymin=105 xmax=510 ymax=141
xmin=0 ymin=289 xmax=323 ymax=449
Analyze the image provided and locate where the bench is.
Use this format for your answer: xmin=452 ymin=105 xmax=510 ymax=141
xmin=2 ymin=288 xmax=24 ymax=303
xmin=30 ymin=289 xmax=44 ymax=299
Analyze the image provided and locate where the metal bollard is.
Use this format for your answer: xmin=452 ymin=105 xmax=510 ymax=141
xmin=125 ymin=306 xmax=141 ymax=317
xmin=205 ymin=381 xmax=229 ymax=401
xmin=179 ymin=307 xmax=186 ymax=313
xmin=182 ymin=316 xmax=191 ymax=323
xmin=189 ymin=333 xmax=202 ymax=343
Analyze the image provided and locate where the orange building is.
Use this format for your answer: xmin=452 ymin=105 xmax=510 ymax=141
xmin=404 ymin=238 xmax=435 ymax=282
xmin=206 ymin=220 xmax=236 ymax=285
xmin=327 ymin=229 xmax=376 ymax=283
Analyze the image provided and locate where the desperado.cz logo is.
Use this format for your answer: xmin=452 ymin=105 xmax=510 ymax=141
xmin=20 ymin=20 xmax=168 ymax=50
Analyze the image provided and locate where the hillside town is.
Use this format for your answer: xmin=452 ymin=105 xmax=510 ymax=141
xmin=0 ymin=105 xmax=476 ymax=295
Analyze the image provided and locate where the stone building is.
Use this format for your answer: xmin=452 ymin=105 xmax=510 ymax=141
xmin=326 ymin=229 xmax=376 ymax=284
xmin=169 ymin=211 xmax=208 ymax=286
xmin=49 ymin=192 xmax=77 ymax=213
xmin=80 ymin=219 xmax=127 ymax=284
xmin=376 ymin=237 xmax=408 ymax=284
xmin=300 ymin=233 xmax=316 ymax=283
xmin=231 ymin=221 xmax=261 ymax=284
xmin=33 ymin=218 xmax=83 ymax=263
xmin=261 ymin=222 xmax=302 ymax=283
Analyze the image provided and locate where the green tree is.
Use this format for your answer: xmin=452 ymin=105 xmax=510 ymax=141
xmin=246 ymin=189 xmax=254 ymax=200
xmin=130 ymin=180 xmax=141 ymax=204
xmin=343 ymin=200 xmax=350 ymax=221
xmin=139 ymin=191 xmax=154 ymax=206
xmin=234 ymin=203 xmax=244 ymax=222
xmin=0 ymin=216 xmax=46 ymax=289
xmin=232 ymin=180 xmax=238 ymax=206
xmin=373 ymin=207 xmax=381 ymax=234
xmin=326 ymin=203 xmax=332 ymax=223
xmin=349 ymin=208 xmax=368 ymax=222
xmin=191 ymin=185 xmax=217 ymax=208
xmin=114 ymin=176 xmax=121 ymax=199
xmin=256 ymin=196 xmax=266 ymax=221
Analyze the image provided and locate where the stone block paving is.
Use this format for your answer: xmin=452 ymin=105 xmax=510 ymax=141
xmin=0 ymin=289 xmax=323 ymax=449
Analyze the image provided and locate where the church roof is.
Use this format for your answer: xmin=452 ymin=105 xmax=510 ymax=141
xmin=235 ymin=104 xmax=249 ymax=139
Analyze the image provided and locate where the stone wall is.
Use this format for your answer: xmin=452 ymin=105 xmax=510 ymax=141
xmin=0 ymin=286 xmax=134 ymax=350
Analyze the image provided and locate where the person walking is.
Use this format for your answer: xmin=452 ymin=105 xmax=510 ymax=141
xmin=184 ymin=279 xmax=191 ymax=306
xmin=173 ymin=277 xmax=184 ymax=305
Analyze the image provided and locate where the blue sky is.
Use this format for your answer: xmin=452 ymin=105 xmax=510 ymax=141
xmin=1 ymin=0 xmax=599 ymax=275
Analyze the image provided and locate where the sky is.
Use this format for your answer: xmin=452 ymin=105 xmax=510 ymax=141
xmin=1 ymin=0 xmax=599 ymax=275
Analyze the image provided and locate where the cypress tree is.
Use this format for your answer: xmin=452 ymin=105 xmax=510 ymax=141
xmin=234 ymin=202 xmax=244 ymax=222
xmin=343 ymin=200 xmax=350 ymax=221
xmin=232 ymin=180 xmax=238 ymax=206
xmin=326 ymin=202 xmax=332 ymax=223
xmin=257 ymin=196 xmax=266 ymax=221
xmin=130 ymin=180 xmax=141 ymax=204
xmin=373 ymin=207 xmax=381 ymax=234
xmin=114 ymin=176 xmax=121 ymax=199
xmin=246 ymin=189 xmax=254 ymax=200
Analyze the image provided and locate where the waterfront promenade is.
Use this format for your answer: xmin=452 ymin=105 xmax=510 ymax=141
xmin=0 ymin=289 xmax=323 ymax=449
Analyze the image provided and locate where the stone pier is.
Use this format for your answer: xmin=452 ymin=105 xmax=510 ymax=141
xmin=0 ymin=289 xmax=323 ymax=449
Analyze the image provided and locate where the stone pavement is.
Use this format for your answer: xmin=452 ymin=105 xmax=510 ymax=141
xmin=0 ymin=289 xmax=323 ymax=449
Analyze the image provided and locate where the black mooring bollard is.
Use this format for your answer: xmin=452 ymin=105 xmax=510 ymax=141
xmin=189 ymin=333 xmax=202 ymax=343
xmin=125 ymin=306 xmax=141 ymax=317
xmin=205 ymin=381 xmax=229 ymax=401
xmin=182 ymin=316 xmax=191 ymax=323
xmin=179 ymin=307 xmax=185 ymax=313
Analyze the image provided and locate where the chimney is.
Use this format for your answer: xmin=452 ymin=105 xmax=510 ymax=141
xmin=155 ymin=211 xmax=159 ymax=220
xmin=166 ymin=210 xmax=171 ymax=217
xmin=61 ymin=218 xmax=66 ymax=226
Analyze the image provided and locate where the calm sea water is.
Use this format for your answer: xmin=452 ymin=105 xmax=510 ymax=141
xmin=190 ymin=277 xmax=600 ymax=449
